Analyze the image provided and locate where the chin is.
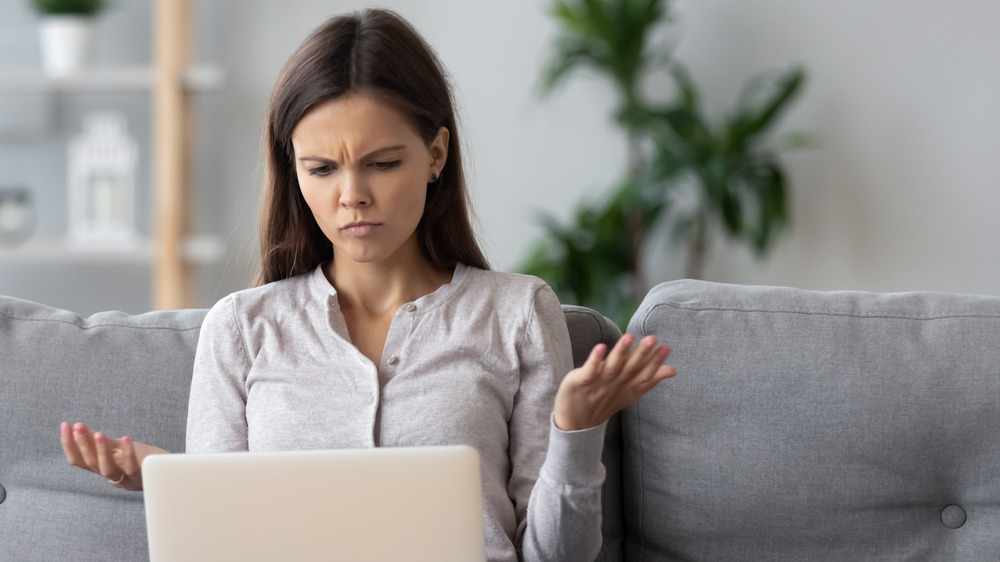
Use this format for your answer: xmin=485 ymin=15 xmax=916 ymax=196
xmin=334 ymin=245 xmax=392 ymax=265
xmin=335 ymin=236 xmax=420 ymax=265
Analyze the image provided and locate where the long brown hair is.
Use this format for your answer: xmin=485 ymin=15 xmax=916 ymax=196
xmin=255 ymin=8 xmax=489 ymax=286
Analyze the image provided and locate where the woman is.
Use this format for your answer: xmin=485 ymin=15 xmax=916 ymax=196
xmin=61 ymin=9 xmax=675 ymax=561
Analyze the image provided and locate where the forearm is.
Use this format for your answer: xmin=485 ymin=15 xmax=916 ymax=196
xmin=519 ymin=419 xmax=607 ymax=561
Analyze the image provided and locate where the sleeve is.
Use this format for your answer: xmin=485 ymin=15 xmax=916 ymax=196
xmin=511 ymin=284 xmax=608 ymax=561
xmin=185 ymin=294 xmax=252 ymax=453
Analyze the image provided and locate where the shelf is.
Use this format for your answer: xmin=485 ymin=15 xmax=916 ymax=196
xmin=0 ymin=236 xmax=225 ymax=265
xmin=0 ymin=65 xmax=224 ymax=93
xmin=0 ymin=0 xmax=213 ymax=309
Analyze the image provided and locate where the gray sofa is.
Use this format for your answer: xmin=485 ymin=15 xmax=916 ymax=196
xmin=2 ymin=279 xmax=998 ymax=561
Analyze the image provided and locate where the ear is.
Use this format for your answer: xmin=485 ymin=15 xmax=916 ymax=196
xmin=428 ymin=126 xmax=449 ymax=181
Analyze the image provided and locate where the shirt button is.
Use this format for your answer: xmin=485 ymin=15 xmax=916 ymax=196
xmin=403 ymin=303 xmax=417 ymax=312
xmin=367 ymin=393 xmax=376 ymax=405
xmin=387 ymin=355 xmax=399 ymax=365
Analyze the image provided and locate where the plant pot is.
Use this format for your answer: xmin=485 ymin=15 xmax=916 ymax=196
xmin=38 ymin=15 xmax=94 ymax=76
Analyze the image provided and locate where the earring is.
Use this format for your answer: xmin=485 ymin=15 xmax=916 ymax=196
xmin=430 ymin=173 xmax=440 ymax=183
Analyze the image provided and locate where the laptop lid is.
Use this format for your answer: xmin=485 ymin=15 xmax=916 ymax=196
xmin=142 ymin=446 xmax=485 ymax=562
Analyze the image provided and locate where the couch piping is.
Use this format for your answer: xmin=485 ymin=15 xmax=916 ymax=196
xmin=0 ymin=311 xmax=203 ymax=332
xmin=635 ymin=311 xmax=650 ymax=561
xmin=651 ymin=302 xmax=1000 ymax=322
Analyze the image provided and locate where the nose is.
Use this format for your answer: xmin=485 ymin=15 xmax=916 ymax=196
xmin=339 ymin=172 xmax=371 ymax=208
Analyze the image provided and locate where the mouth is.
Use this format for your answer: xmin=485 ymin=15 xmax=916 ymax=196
xmin=340 ymin=221 xmax=381 ymax=236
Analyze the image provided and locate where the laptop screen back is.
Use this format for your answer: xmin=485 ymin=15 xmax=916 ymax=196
xmin=142 ymin=446 xmax=485 ymax=562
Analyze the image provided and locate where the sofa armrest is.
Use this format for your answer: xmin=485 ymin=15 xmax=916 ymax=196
xmin=561 ymin=304 xmax=626 ymax=562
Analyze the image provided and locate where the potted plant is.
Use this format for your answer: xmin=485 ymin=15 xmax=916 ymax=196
xmin=30 ymin=0 xmax=108 ymax=76
xmin=522 ymin=0 xmax=807 ymax=328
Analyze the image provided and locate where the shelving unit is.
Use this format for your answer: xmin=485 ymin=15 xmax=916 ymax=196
xmin=0 ymin=66 xmax=222 ymax=92
xmin=0 ymin=0 xmax=222 ymax=310
xmin=0 ymin=236 xmax=224 ymax=265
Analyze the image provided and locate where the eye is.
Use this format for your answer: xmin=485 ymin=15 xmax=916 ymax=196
xmin=307 ymin=164 xmax=332 ymax=177
xmin=371 ymin=160 xmax=401 ymax=171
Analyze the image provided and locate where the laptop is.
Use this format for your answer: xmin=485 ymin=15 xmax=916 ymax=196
xmin=142 ymin=446 xmax=486 ymax=562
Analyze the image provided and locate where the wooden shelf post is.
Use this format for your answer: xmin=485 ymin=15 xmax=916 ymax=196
xmin=152 ymin=0 xmax=194 ymax=310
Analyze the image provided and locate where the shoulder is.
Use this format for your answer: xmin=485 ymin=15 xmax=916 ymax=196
xmin=460 ymin=267 xmax=554 ymax=300
xmin=204 ymin=268 xmax=325 ymax=329
xmin=455 ymin=266 xmax=563 ymax=321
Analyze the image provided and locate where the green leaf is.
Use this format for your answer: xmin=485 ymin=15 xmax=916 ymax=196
xmin=31 ymin=0 xmax=106 ymax=15
xmin=540 ymin=0 xmax=672 ymax=109
xmin=668 ymin=63 xmax=699 ymax=110
xmin=775 ymin=130 xmax=815 ymax=151
xmin=726 ymin=66 xmax=806 ymax=151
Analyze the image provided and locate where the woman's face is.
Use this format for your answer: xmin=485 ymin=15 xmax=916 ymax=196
xmin=291 ymin=94 xmax=448 ymax=268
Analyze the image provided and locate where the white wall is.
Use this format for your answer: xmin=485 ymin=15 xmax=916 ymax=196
xmin=2 ymin=0 xmax=999 ymax=314
xmin=668 ymin=0 xmax=1000 ymax=295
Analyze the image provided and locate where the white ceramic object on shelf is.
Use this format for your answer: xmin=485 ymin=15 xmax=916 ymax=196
xmin=38 ymin=16 xmax=94 ymax=76
xmin=67 ymin=111 xmax=139 ymax=247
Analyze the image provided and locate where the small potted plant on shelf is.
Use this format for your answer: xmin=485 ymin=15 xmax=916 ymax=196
xmin=30 ymin=0 xmax=108 ymax=76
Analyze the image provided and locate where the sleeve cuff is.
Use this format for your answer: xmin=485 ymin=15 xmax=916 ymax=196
xmin=539 ymin=415 xmax=608 ymax=486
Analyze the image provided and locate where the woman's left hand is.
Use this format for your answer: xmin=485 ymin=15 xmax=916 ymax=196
xmin=553 ymin=334 xmax=676 ymax=431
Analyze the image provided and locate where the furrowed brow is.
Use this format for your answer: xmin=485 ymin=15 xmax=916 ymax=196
xmin=297 ymin=145 xmax=407 ymax=164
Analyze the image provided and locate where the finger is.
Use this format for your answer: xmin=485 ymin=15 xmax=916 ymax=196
xmin=588 ymin=343 xmax=608 ymax=363
xmin=620 ymin=336 xmax=660 ymax=378
xmin=633 ymin=344 xmax=672 ymax=384
xmin=603 ymin=334 xmax=635 ymax=377
xmin=631 ymin=362 xmax=677 ymax=398
xmin=72 ymin=423 xmax=99 ymax=470
xmin=578 ymin=343 xmax=608 ymax=381
xmin=661 ymin=364 xmax=677 ymax=379
xmin=61 ymin=422 xmax=84 ymax=466
xmin=633 ymin=373 xmax=665 ymax=397
xmin=118 ymin=437 xmax=142 ymax=478
xmin=658 ymin=342 xmax=672 ymax=362
xmin=93 ymin=432 xmax=120 ymax=479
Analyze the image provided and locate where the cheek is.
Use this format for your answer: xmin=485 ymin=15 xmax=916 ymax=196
xmin=402 ymin=184 xmax=428 ymax=223
xmin=296 ymin=185 xmax=334 ymax=236
xmin=296 ymin=175 xmax=325 ymax=213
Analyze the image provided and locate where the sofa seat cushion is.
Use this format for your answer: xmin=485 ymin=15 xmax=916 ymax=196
xmin=0 ymin=297 xmax=206 ymax=562
xmin=625 ymin=280 xmax=1000 ymax=561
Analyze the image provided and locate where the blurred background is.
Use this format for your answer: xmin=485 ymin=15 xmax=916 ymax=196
xmin=1 ymin=0 xmax=998 ymax=316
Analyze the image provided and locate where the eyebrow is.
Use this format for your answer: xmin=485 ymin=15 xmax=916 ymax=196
xmin=297 ymin=144 xmax=407 ymax=164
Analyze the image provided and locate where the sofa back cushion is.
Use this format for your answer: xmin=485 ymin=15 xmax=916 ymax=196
xmin=0 ymin=296 xmax=206 ymax=562
xmin=1 ymin=296 xmax=621 ymax=562
xmin=625 ymin=280 xmax=1000 ymax=561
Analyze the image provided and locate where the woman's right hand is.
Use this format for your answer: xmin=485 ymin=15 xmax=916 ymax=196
xmin=60 ymin=422 xmax=168 ymax=491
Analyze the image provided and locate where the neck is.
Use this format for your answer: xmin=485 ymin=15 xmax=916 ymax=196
xmin=327 ymin=246 xmax=452 ymax=316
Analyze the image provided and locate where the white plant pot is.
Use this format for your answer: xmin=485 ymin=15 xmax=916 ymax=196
xmin=39 ymin=16 xmax=94 ymax=76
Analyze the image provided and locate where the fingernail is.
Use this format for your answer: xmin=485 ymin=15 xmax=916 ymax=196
xmin=74 ymin=425 xmax=84 ymax=435
xmin=94 ymin=433 xmax=104 ymax=444
xmin=60 ymin=423 xmax=69 ymax=435
xmin=121 ymin=436 xmax=131 ymax=447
